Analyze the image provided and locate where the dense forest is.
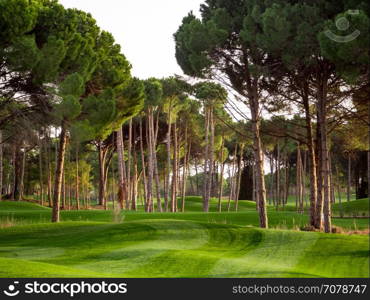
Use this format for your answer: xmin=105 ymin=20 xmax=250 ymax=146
xmin=0 ymin=0 xmax=368 ymax=236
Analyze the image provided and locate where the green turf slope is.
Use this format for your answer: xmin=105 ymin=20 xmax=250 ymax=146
xmin=332 ymin=198 xmax=369 ymax=216
xmin=0 ymin=220 xmax=368 ymax=278
xmin=1 ymin=200 xmax=369 ymax=230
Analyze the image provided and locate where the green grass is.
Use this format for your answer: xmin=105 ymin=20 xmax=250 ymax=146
xmin=332 ymin=198 xmax=369 ymax=216
xmin=0 ymin=198 xmax=368 ymax=278
xmin=1 ymin=197 xmax=368 ymax=230
xmin=0 ymin=220 xmax=368 ymax=278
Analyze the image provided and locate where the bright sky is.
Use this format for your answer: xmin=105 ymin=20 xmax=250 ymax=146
xmin=59 ymin=0 xmax=204 ymax=79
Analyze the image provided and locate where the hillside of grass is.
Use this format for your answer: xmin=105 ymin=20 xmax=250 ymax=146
xmin=0 ymin=199 xmax=368 ymax=230
xmin=332 ymin=198 xmax=369 ymax=216
xmin=0 ymin=220 xmax=368 ymax=278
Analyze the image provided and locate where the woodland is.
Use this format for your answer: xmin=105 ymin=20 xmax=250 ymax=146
xmin=0 ymin=0 xmax=368 ymax=278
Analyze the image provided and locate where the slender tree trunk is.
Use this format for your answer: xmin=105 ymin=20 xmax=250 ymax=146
xmin=283 ymin=154 xmax=288 ymax=208
xmin=17 ymin=149 xmax=26 ymax=201
xmin=0 ymin=130 xmax=2 ymax=201
xmin=67 ymin=150 xmax=71 ymax=210
xmin=302 ymin=150 xmax=307 ymax=209
xmin=45 ymin=133 xmax=52 ymax=207
xmin=318 ymin=77 xmax=331 ymax=233
xmin=194 ymin=158 xmax=199 ymax=195
xmin=132 ymin=146 xmax=138 ymax=211
xmin=111 ymin=164 xmax=116 ymax=210
xmin=203 ymin=107 xmax=210 ymax=212
xmin=52 ymin=121 xmax=68 ymax=222
xmin=329 ymin=152 xmax=335 ymax=204
xmin=171 ymin=122 xmax=178 ymax=212
xmin=181 ymin=124 xmax=189 ymax=212
xmin=315 ymin=120 xmax=323 ymax=229
xmin=151 ymin=109 xmax=162 ymax=212
xmin=296 ymin=145 xmax=302 ymax=212
xmin=12 ymin=146 xmax=22 ymax=201
xmin=335 ymin=165 xmax=344 ymax=218
xmin=127 ymin=119 xmax=133 ymax=209
xmin=303 ymin=94 xmax=318 ymax=226
xmin=269 ymin=154 xmax=274 ymax=206
xmin=347 ymin=153 xmax=351 ymax=203
xmin=165 ymin=107 xmax=172 ymax=212
xmin=75 ymin=146 xmax=80 ymax=210
xmin=207 ymin=108 xmax=215 ymax=207
xmin=139 ymin=118 xmax=148 ymax=210
xmin=235 ymin=144 xmax=244 ymax=211
xmin=62 ymin=169 xmax=66 ymax=209
xmin=368 ymin=99 xmax=370 ymax=201
xmin=97 ymin=143 xmax=107 ymax=209
xmin=252 ymin=160 xmax=256 ymax=203
xmin=218 ymin=135 xmax=225 ymax=212
xmin=276 ymin=142 xmax=281 ymax=207
xmin=228 ymin=145 xmax=238 ymax=211
xmin=116 ymin=128 xmax=127 ymax=209
xmin=146 ymin=111 xmax=154 ymax=212
xmin=250 ymin=97 xmax=268 ymax=228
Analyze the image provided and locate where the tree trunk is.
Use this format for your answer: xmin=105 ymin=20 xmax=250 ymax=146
xmin=139 ymin=118 xmax=148 ymax=209
xmin=329 ymin=152 xmax=335 ymax=204
xmin=165 ymin=107 xmax=172 ymax=212
xmin=250 ymin=97 xmax=268 ymax=228
xmin=296 ymin=145 xmax=302 ymax=212
xmin=151 ymin=109 xmax=162 ymax=212
xmin=98 ymin=143 xmax=107 ymax=208
xmin=12 ymin=146 xmax=22 ymax=201
xmin=181 ymin=124 xmax=189 ymax=212
xmin=127 ymin=119 xmax=133 ymax=209
xmin=0 ymin=130 xmax=3 ymax=201
xmin=171 ymin=122 xmax=178 ymax=212
xmin=347 ymin=153 xmax=351 ymax=203
xmin=18 ymin=148 xmax=26 ymax=201
xmin=335 ymin=165 xmax=344 ymax=218
xmin=62 ymin=169 xmax=66 ymax=209
xmin=203 ymin=107 xmax=210 ymax=212
xmin=235 ymin=144 xmax=244 ymax=211
xmin=217 ymin=135 xmax=225 ymax=212
xmin=302 ymin=150 xmax=307 ymax=209
xmin=282 ymin=154 xmax=288 ymax=207
xmin=269 ymin=154 xmax=274 ymax=206
xmin=368 ymin=99 xmax=370 ymax=201
xmin=207 ymin=108 xmax=215 ymax=207
xmin=52 ymin=121 xmax=68 ymax=223
xmin=276 ymin=142 xmax=281 ymax=207
xmin=46 ymin=133 xmax=52 ymax=207
xmin=75 ymin=146 xmax=80 ymax=210
xmin=252 ymin=160 xmax=256 ymax=203
xmin=303 ymin=92 xmax=318 ymax=226
xmin=315 ymin=120 xmax=324 ymax=229
xmin=228 ymin=145 xmax=238 ymax=211
xmin=318 ymin=78 xmax=331 ymax=233
xmin=116 ymin=128 xmax=127 ymax=209
xmin=146 ymin=111 xmax=154 ymax=212
xmin=194 ymin=158 xmax=199 ymax=195
xmin=132 ymin=145 xmax=138 ymax=211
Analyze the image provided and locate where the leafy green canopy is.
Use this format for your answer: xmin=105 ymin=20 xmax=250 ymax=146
xmin=1 ymin=0 xmax=143 ymax=144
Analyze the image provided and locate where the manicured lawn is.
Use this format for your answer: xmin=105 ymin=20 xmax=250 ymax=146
xmin=1 ymin=197 xmax=368 ymax=230
xmin=0 ymin=220 xmax=368 ymax=278
xmin=0 ymin=198 xmax=368 ymax=278
xmin=332 ymin=198 xmax=369 ymax=216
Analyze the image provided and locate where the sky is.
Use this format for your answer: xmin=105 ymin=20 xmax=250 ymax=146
xmin=59 ymin=0 xmax=204 ymax=79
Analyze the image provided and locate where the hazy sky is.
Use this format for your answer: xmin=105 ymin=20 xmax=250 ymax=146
xmin=59 ymin=0 xmax=204 ymax=79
